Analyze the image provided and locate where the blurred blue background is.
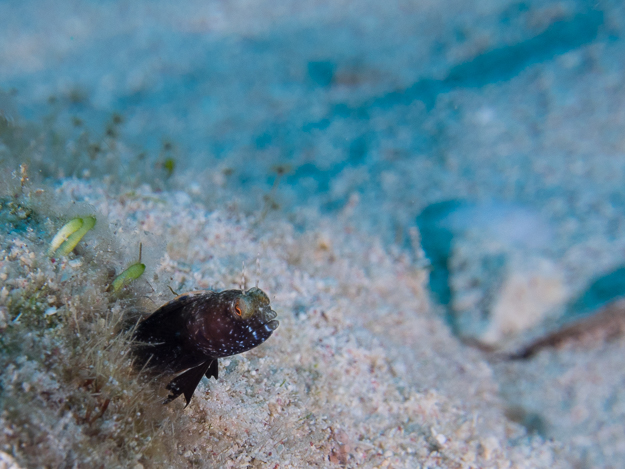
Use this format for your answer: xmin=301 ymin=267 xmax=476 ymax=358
xmin=2 ymin=0 xmax=625 ymax=339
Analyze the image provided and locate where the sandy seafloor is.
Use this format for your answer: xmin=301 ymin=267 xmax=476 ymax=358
xmin=2 ymin=0 xmax=625 ymax=467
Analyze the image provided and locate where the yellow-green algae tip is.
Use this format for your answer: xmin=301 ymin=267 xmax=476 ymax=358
xmin=53 ymin=216 xmax=97 ymax=256
xmin=48 ymin=217 xmax=83 ymax=255
xmin=112 ymin=263 xmax=146 ymax=292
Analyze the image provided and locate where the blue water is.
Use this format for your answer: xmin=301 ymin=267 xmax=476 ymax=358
xmin=2 ymin=0 xmax=624 ymax=313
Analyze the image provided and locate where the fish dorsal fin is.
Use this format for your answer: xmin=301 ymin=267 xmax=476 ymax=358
xmin=164 ymin=359 xmax=213 ymax=407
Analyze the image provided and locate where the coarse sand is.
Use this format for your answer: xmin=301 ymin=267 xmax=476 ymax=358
xmin=0 ymin=178 xmax=571 ymax=468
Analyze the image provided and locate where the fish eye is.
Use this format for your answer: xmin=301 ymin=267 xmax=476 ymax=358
xmin=233 ymin=299 xmax=248 ymax=318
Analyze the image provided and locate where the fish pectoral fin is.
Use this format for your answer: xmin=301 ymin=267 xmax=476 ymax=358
xmin=205 ymin=358 xmax=218 ymax=380
xmin=164 ymin=360 xmax=212 ymax=407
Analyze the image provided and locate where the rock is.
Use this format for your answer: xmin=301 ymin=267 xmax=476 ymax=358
xmin=418 ymin=200 xmax=566 ymax=347
xmin=481 ymin=257 xmax=566 ymax=346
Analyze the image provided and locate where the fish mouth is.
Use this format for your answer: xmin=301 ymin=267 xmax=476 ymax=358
xmin=260 ymin=306 xmax=277 ymax=322
xmin=260 ymin=307 xmax=279 ymax=331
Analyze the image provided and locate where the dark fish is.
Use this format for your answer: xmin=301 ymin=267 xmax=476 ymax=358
xmin=134 ymin=287 xmax=279 ymax=406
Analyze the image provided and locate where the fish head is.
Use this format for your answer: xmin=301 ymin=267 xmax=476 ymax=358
xmin=192 ymin=287 xmax=279 ymax=357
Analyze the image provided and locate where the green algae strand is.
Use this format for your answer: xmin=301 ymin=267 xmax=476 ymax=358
xmin=48 ymin=217 xmax=84 ymax=255
xmin=54 ymin=216 xmax=97 ymax=256
xmin=111 ymin=262 xmax=146 ymax=292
